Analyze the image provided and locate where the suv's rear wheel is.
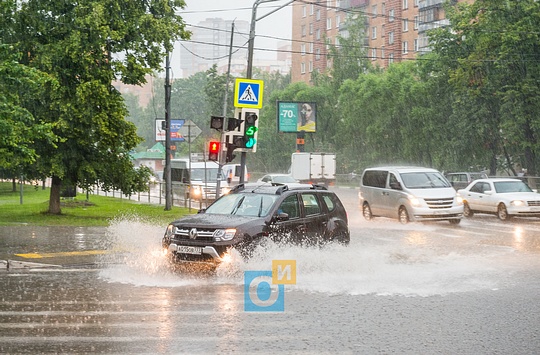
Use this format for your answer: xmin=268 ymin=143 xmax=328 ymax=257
xmin=332 ymin=230 xmax=350 ymax=245
xmin=398 ymin=206 xmax=409 ymax=224
xmin=362 ymin=203 xmax=373 ymax=220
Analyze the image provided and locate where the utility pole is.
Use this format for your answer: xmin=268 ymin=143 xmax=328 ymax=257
xmin=164 ymin=53 xmax=172 ymax=210
xmin=216 ymin=22 xmax=235 ymax=198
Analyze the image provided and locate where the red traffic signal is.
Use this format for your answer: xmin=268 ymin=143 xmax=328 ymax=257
xmin=208 ymin=141 xmax=220 ymax=161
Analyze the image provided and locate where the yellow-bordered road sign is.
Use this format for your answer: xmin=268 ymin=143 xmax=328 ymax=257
xmin=234 ymin=78 xmax=264 ymax=109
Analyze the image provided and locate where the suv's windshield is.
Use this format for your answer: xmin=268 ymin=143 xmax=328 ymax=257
xmin=400 ymin=172 xmax=451 ymax=189
xmin=206 ymin=193 xmax=279 ymax=217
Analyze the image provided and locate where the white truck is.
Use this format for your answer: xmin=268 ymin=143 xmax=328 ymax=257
xmin=290 ymin=152 xmax=336 ymax=186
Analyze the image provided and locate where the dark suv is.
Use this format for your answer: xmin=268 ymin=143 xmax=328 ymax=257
xmin=162 ymin=183 xmax=350 ymax=265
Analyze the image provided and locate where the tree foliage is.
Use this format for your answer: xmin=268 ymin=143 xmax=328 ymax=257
xmin=2 ymin=0 xmax=190 ymax=213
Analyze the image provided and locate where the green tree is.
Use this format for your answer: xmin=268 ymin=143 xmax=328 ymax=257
xmin=5 ymin=0 xmax=189 ymax=213
xmin=429 ymin=0 xmax=540 ymax=175
xmin=0 ymin=45 xmax=57 ymax=180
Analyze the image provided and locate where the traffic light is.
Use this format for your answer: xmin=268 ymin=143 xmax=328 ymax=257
xmin=208 ymin=141 xmax=220 ymax=161
xmin=243 ymin=112 xmax=258 ymax=149
xmin=225 ymin=142 xmax=237 ymax=163
xmin=210 ymin=116 xmax=224 ymax=131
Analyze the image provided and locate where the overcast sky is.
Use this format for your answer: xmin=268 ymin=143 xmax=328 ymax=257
xmin=170 ymin=0 xmax=293 ymax=77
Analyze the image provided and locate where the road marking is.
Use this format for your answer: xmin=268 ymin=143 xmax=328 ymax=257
xmin=15 ymin=250 xmax=113 ymax=259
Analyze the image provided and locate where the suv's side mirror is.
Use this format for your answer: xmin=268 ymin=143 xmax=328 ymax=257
xmin=275 ymin=212 xmax=289 ymax=221
xmin=390 ymin=181 xmax=402 ymax=190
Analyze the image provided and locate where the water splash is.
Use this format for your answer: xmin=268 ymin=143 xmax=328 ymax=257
xmin=99 ymin=216 xmax=505 ymax=297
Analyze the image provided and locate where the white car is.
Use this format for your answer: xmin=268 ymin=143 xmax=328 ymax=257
xmin=257 ymin=174 xmax=299 ymax=184
xmin=457 ymin=178 xmax=540 ymax=220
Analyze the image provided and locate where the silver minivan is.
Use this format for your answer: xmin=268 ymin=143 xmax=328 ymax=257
xmin=359 ymin=166 xmax=463 ymax=224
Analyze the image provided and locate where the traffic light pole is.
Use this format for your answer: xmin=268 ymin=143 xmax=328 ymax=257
xmin=242 ymin=0 xmax=295 ymax=184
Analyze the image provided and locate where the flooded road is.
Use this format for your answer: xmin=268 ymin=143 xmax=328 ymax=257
xmin=1 ymin=188 xmax=540 ymax=354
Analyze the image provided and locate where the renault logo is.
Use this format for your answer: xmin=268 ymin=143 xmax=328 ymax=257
xmin=189 ymin=228 xmax=198 ymax=239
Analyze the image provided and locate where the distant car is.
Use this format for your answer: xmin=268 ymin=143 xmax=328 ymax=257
xmin=457 ymin=178 xmax=540 ymax=220
xmin=257 ymin=174 xmax=299 ymax=184
xmin=162 ymin=183 xmax=350 ymax=266
xmin=446 ymin=172 xmax=488 ymax=190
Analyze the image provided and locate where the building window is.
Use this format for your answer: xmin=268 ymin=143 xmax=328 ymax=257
xmin=316 ymin=48 xmax=321 ymax=60
xmin=327 ymin=0 xmax=332 ymax=10
xmin=309 ymin=61 xmax=313 ymax=72
xmin=336 ymin=0 xmax=341 ymax=10
xmin=382 ymin=3 xmax=386 ymax=15
xmin=381 ymin=46 xmax=385 ymax=59
xmin=303 ymin=5 xmax=307 ymax=17
xmin=316 ymin=29 xmax=321 ymax=40
xmin=388 ymin=31 xmax=394 ymax=44
xmin=336 ymin=15 xmax=341 ymax=28
xmin=371 ymin=48 xmax=377 ymax=60
xmin=403 ymin=19 xmax=408 ymax=32
xmin=414 ymin=16 xmax=419 ymax=30
xmin=403 ymin=0 xmax=408 ymax=10
xmin=414 ymin=0 xmax=419 ymax=7
xmin=310 ymin=4 xmax=314 ymax=15
xmin=372 ymin=5 xmax=377 ymax=18
xmin=301 ymin=43 xmax=306 ymax=55
xmin=316 ymin=9 xmax=321 ymax=21
xmin=371 ymin=26 xmax=377 ymax=39
xmin=310 ymin=42 xmax=314 ymax=53
xmin=382 ymin=24 xmax=385 ymax=37
xmin=414 ymin=38 xmax=419 ymax=52
xmin=310 ymin=23 xmax=313 ymax=34
xmin=302 ymin=25 xmax=306 ymax=37
xmin=335 ymin=37 xmax=340 ymax=46
xmin=327 ymin=17 xmax=332 ymax=29
xmin=301 ymin=62 xmax=306 ymax=74
xmin=389 ymin=9 xmax=395 ymax=22
xmin=389 ymin=53 xmax=394 ymax=64
xmin=402 ymin=41 xmax=408 ymax=54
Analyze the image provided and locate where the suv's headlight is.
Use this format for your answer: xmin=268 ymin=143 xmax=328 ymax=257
xmin=511 ymin=200 xmax=525 ymax=207
xmin=408 ymin=195 xmax=422 ymax=207
xmin=455 ymin=195 xmax=464 ymax=205
xmin=165 ymin=224 xmax=175 ymax=238
xmin=213 ymin=228 xmax=236 ymax=241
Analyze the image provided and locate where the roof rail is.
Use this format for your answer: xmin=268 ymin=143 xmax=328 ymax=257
xmin=311 ymin=184 xmax=328 ymax=190
xmin=275 ymin=185 xmax=289 ymax=195
xmin=230 ymin=183 xmax=245 ymax=193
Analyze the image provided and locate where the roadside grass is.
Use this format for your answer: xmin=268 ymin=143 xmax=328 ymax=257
xmin=0 ymin=182 xmax=191 ymax=227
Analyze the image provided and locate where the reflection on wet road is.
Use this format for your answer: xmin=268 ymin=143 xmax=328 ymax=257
xmin=1 ymin=188 xmax=540 ymax=353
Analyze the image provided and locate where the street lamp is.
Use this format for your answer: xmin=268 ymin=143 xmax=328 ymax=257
xmin=246 ymin=0 xmax=295 ymax=79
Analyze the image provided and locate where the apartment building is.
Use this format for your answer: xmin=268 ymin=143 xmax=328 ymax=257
xmin=291 ymin=0 xmax=466 ymax=84
xmin=180 ymin=18 xmax=250 ymax=78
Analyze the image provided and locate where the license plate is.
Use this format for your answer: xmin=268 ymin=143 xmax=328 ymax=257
xmin=176 ymin=245 xmax=202 ymax=255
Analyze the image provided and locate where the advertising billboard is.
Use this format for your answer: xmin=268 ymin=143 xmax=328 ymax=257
xmin=277 ymin=101 xmax=317 ymax=133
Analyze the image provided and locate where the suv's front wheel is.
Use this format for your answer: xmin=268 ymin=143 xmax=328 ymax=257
xmin=398 ymin=206 xmax=409 ymax=224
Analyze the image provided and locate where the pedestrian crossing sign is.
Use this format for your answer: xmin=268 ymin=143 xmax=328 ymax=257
xmin=234 ymin=78 xmax=264 ymax=109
